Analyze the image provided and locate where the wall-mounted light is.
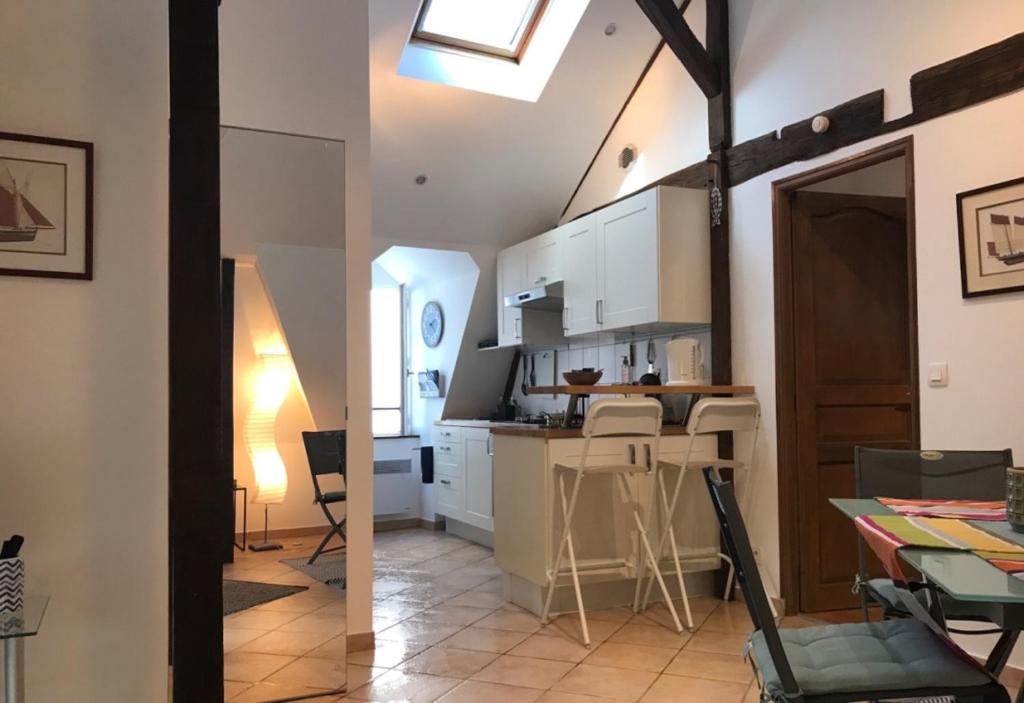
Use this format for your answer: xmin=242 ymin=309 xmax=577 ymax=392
xmin=246 ymin=352 xmax=292 ymax=551
xmin=619 ymin=144 xmax=638 ymax=170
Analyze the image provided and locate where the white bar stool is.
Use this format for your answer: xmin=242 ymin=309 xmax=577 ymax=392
xmin=635 ymin=397 xmax=778 ymax=620
xmin=540 ymin=398 xmax=685 ymax=646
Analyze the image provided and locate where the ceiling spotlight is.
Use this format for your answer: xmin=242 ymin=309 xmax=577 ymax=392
xmin=415 ymin=174 xmax=428 ymax=185
xmin=604 ymin=23 xmax=617 ymax=36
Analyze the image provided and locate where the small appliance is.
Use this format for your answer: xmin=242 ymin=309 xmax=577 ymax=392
xmin=665 ymin=338 xmax=705 ymax=385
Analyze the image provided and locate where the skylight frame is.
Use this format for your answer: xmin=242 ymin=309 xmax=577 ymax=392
xmin=411 ymin=0 xmax=550 ymax=63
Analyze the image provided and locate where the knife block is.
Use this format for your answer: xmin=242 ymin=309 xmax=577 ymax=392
xmin=0 ymin=557 xmax=24 ymax=613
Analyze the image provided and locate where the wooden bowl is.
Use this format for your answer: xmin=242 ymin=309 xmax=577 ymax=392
xmin=563 ymin=369 xmax=603 ymax=385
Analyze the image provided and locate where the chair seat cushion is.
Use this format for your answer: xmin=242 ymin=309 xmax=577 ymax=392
xmin=749 ymin=618 xmax=991 ymax=698
xmin=320 ymin=491 xmax=346 ymax=504
xmin=867 ymin=578 xmax=996 ymax=622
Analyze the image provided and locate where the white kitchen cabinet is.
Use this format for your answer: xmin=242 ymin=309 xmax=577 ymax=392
xmin=559 ymin=215 xmax=599 ymax=336
xmin=591 ymin=186 xmax=710 ymax=332
xmin=432 ymin=424 xmax=493 ymax=533
xmin=463 ymin=429 xmax=494 ymax=531
xmin=494 ymin=184 xmax=709 ymax=345
xmin=523 ymin=227 xmax=563 ymax=290
xmin=497 ymin=244 xmax=525 ymax=347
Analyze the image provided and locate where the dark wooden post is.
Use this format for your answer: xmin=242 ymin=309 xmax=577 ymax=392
xmin=169 ymin=0 xmax=224 ymax=699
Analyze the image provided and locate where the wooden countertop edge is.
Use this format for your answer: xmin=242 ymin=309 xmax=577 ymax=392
xmin=490 ymin=425 xmax=692 ymax=438
xmin=526 ymin=384 xmax=755 ymax=395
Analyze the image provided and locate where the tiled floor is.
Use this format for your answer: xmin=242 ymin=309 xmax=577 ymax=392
xmin=224 ymin=528 xmax=1019 ymax=702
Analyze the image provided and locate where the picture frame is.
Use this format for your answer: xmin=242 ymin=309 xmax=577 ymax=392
xmin=957 ymin=175 xmax=1024 ymax=298
xmin=0 ymin=131 xmax=93 ymax=280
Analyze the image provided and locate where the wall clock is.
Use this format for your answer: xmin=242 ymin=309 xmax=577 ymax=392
xmin=421 ymin=300 xmax=444 ymax=348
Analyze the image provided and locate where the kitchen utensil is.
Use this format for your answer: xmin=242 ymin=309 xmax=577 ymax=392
xmin=530 ymin=354 xmax=537 ymax=387
xmin=639 ymin=371 xmax=661 ymax=386
xmin=563 ymin=369 xmax=603 ymax=385
xmin=520 ymin=354 xmax=528 ymax=395
xmin=666 ymin=338 xmax=705 ymax=385
xmin=646 ymin=339 xmax=656 ymax=373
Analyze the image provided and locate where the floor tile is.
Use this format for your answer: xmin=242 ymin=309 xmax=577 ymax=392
xmin=225 ymin=609 xmax=302 ymax=631
xmin=537 ymin=692 xmax=611 ymax=703
xmin=346 ymin=639 xmax=425 ymax=668
xmin=440 ymin=626 xmax=530 ymax=653
xmin=438 ymin=680 xmax=545 ymax=703
xmin=306 ymin=633 xmax=347 ymax=662
xmin=551 ymin=664 xmax=658 ymax=701
xmin=508 ymin=633 xmax=591 ymax=663
xmin=400 ymin=646 xmax=498 ymax=678
xmin=684 ymin=630 xmax=749 ymax=656
xmin=408 ymin=604 xmax=494 ymax=627
xmin=224 ymin=627 xmax=269 ymax=653
xmin=540 ymin=616 xmax=623 ymax=643
xmin=240 ymin=629 xmax=336 ymax=657
xmin=699 ymin=605 xmax=754 ymax=634
xmin=475 ymin=610 xmax=543 ymax=634
xmin=446 ymin=590 xmax=508 ymax=609
xmin=265 ymin=656 xmax=348 ymax=689
xmin=224 ymin=651 xmax=296 ymax=683
xmin=347 ymin=665 xmax=388 ymax=690
xmin=583 ymin=642 xmax=677 ymax=673
xmin=227 ymin=682 xmax=341 ymax=702
xmin=663 ymin=650 xmax=753 ymax=684
xmin=376 ymin=619 xmax=464 ymax=646
xmin=224 ymin=680 xmax=251 ymax=700
xmin=608 ymin=623 xmax=690 ymax=649
xmin=640 ymin=673 xmax=749 ymax=703
xmin=345 ymin=670 xmax=459 ymax=703
xmin=471 ymin=654 xmax=574 ymax=689
xmin=255 ymin=595 xmax=336 ymax=614
xmin=277 ymin=611 xmax=348 ymax=636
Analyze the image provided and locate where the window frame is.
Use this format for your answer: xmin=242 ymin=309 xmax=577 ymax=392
xmin=411 ymin=0 xmax=550 ymax=63
xmin=371 ymin=284 xmax=407 ymax=437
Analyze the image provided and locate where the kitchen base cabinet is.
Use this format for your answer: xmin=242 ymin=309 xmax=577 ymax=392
xmin=432 ymin=425 xmax=494 ymax=536
xmin=493 ymin=432 xmax=721 ymax=616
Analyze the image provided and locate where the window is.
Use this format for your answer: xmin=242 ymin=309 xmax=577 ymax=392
xmin=412 ymin=0 xmax=548 ymax=61
xmin=371 ymin=286 xmax=405 ymax=436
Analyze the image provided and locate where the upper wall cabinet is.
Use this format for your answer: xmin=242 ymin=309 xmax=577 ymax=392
xmin=497 ymin=185 xmax=709 ymax=345
xmin=497 ymin=230 xmax=566 ymax=347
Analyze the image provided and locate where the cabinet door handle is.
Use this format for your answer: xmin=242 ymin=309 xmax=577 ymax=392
xmin=440 ymin=479 xmax=452 ymax=486
xmin=534 ymin=276 xmax=547 ymax=286
xmin=596 ymin=299 xmax=604 ymax=325
xmin=514 ymin=316 xmax=521 ymax=339
xmin=487 ymin=433 xmax=495 ymax=457
xmin=562 ymin=307 xmax=568 ymax=332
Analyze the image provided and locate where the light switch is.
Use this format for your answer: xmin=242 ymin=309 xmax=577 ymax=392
xmin=927 ymin=362 xmax=948 ymax=388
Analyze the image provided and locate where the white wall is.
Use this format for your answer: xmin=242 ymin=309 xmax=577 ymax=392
xmin=562 ymin=0 xmax=1024 ymax=661
xmin=220 ymin=0 xmax=375 ymax=637
xmin=0 ymin=1 xmax=168 ymax=700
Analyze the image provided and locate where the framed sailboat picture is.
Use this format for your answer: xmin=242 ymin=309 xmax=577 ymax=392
xmin=0 ymin=132 xmax=93 ymax=280
xmin=957 ymin=176 xmax=1024 ymax=298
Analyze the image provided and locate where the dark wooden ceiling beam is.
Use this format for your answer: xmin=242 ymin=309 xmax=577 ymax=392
xmin=635 ymin=0 xmax=721 ymax=98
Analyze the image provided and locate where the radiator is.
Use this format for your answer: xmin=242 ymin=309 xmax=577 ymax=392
xmin=373 ymin=458 xmax=418 ymax=516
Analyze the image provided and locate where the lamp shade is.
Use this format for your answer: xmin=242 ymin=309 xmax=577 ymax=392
xmin=246 ymin=353 xmax=291 ymax=504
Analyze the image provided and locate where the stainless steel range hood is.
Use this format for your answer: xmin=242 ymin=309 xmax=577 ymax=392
xmin=504 ymin=281 xmax=564 ymax=312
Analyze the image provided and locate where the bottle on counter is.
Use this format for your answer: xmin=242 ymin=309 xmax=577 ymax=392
xmin=620 ymin=355 xmax=631 ymax=384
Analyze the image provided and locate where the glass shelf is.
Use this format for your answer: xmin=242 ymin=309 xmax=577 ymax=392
xmin=0 ymin=596 xmax=49 ymax=639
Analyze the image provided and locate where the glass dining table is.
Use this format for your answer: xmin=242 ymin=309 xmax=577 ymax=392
xmin=832 ymin=498 xmax=1024 ymax=698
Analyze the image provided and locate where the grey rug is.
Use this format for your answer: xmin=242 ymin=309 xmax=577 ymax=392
xmin=223 ymin=579 xmax=308 ymax=616
xmin=281 ymin=554 xmax=346 ymax=594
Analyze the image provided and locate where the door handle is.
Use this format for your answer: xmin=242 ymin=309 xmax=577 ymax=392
xmin=562 ymin=307 xmax=568 ymax=332
xmin=597 ymin=299 xmax=604 ymax=325
xmin=514 ymin=316 xmax=521 ymax=339
xmin=595 ymin=300 xmax=600 ymax=325
xmin=487 ymin=434 xmax=494 ymax=457
xmin=440 ymin=479 xmax=452 ymax=486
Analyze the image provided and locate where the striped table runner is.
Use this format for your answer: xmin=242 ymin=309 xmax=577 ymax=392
xmin=877 ymin=497 xmax=1007 ymax=521
xmin=855 ymin=514 xmax=1024 ymax=580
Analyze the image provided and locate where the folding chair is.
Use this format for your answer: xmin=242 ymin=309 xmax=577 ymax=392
xmin=302 ymin=430 xmax=347 ymax=565
xmin=703 ymin=467 xmax=1007 ymax=703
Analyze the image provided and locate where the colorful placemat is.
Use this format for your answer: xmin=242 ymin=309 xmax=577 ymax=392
xmin=876 ymin=497 xmax=1007 ymax=521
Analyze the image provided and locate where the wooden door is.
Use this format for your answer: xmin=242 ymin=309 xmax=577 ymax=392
xmin=563 ymin=215 xmax=600 ymax=335
xmin=791 ymin=191 xmax=917 ymax=612
xmin=597 ymin=189 xmax=658 ymax=330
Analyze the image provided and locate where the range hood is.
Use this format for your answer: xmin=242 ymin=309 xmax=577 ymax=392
xmin=504 ymin=281 xmax=564 ymax=311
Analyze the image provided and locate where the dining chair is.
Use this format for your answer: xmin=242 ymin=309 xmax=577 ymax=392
xmin=540 ymin=398 xmax=684 ymax=646
xmin=704 ymin=467 xmax=1009 ymax=703
xmin=302 ymin=429 xmax=347 ymax=565
xmin=854 ymin=447 xmax=1014 ymax=628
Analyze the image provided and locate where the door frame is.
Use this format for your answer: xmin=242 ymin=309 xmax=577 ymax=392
xmin=772 ymin=136 xmax=919 ymax=614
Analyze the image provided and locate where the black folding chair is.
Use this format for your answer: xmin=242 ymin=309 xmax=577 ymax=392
xmin=703 ymin=467 xmax=1007 ymax=703
xmin=854 ymin=447 xmax=1014 ymax=631
xmin=302 ymin=430 xmax=347 ymax=565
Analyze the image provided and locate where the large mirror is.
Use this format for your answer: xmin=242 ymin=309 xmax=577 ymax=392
xmin=220 ymin=126 xmax=348 ymax=702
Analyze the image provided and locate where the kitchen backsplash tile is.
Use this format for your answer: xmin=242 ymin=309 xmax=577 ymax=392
xmin=512 ymin=328 xmax=712 ymax=417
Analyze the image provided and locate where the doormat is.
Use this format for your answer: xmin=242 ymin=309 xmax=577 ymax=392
xmin=280 ymin=553 xmax=346 ymax=595
xmin=223 ymin=579 xmax=308 ymax=616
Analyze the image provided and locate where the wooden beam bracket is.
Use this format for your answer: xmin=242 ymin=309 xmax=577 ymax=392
xmin=635 ymin=0 xmax=721 ymax=98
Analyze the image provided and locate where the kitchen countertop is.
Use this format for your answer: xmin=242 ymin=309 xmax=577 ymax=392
xmin=436 ymin=419 xmax=690 ymax=438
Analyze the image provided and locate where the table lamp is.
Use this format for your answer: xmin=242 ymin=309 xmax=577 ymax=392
xmin=246 ymin=353 xmax=291 ymax=551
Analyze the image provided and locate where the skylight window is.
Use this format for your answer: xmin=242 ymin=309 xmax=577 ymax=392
xmin=413 ymin=0 xmax=548 ymax=61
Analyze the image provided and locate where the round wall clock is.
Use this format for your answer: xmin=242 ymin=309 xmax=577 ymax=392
xmin=421 ymin=300 xmax=444 ymax=348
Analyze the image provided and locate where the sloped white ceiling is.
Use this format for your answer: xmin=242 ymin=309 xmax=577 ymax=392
xmin=369 ymin=0 xmax=664 ymax=248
